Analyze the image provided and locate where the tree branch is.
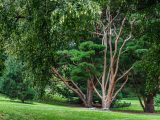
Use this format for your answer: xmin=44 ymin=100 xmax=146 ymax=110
xmin=113 ymin=18 xmax=135 ymax=80
xmin=116 ymin=66 xmax=133 ymax=83
xmin=91 ymin=80 xmax=102 ymax=99
xmin=51 ymin=67 xmax=86 ymax=103
xmin=112 ymin=75 xmax=129 ymax=101
xmin=113 ymin=17 xmax=126 ymax=60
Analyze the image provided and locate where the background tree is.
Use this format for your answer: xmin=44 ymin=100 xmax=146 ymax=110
xmin=0 ymin=56 xmax=35 ymax=103
xmin=52 ymin=41 xmax=105 ymax=107
xmin=126 ymin=1 xmax=160 ymax=113
xmin=0 ymin=0 xmax=100 ymax=98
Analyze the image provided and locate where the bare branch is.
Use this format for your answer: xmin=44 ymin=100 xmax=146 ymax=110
xmin=91 ymin=80 xmax=102 ymax=99
xmin=112 ymin=75 xmax=129 ymax=101
xmin=104 ymin=11 xmax=120 ymax=30
xmin=113 ymin=17 xmax=126 ymax=60
xmin=51 ymin=67 xmax=86 ymax=103
xmin=109 ymin=27 xmax=113 ymax=80
xmin=113 ymin=19 xmax=135 ymax=80
xmin=90 ymin=32 xmax=103 ymax=36
xmin=113 ymin=32 xmax=132 ymax=80
xmin=116 ymin=66 xmax=133 ymax=82
xmin=105 ymin=68 xmax=110 ymax=91
xmin=95 ymin=75 xmax=102 ymax=87
xmin=113 ymin=23 xmax=118 ymax=36
xmin=102 ymin=49 xmax=107 ymax=81
xmin=101 ymin=26 xmax=108 ymax=90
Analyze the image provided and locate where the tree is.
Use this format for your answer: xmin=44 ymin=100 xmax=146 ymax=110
xmin=132 ymin=44 xmax=160 ymax=113
xmin=53 ymin=1 xmax=136 ymax=109
xmin=52 ymin=41 xmax=105 ymax=107
xmin=0 ymin=56 xmax=35 ymax=103
xmin=133 ymin=36 xmax=160 ymax=113
xmin=0 ymin=0 xmax=101 ymax=98
xmin=91 ymin=5 xmax=134 ymax=109
xmin=128 ymin=2 xmax=160 ymax=113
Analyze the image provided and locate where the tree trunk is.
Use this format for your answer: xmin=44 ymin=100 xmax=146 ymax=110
xmin=102 ymin=97 xmax=107 ymax=109
xmin=21 ymin=99 xmax=25 ymax=103
xmin=144 ymin=95 xmax=154 ymax=113
xmin=106 ymin=101 xmax=111 ymax=110
xmin=101 ymin=99 xmax=111 ymax=110
xmin=86 ymin=80 xmax=94 ymax=108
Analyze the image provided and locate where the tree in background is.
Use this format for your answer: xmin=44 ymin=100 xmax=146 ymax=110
xmin=0 ymin=56 xmax=35 ymax=103
xmin=0 ymin=0 xmax=101 ymax=98
xmin=136 ymin=46 xmax=160 ymax=113
xmin=124 ymin=1 xmax=160 ymax=113
xmin=52 ymin=41 xmax=105 ymax=107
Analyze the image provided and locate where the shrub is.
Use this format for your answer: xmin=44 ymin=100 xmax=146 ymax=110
xmin=154 ymin=94 xmax=160 ymax=106
xmin=1 ymin=56 xmax=35 ymax=103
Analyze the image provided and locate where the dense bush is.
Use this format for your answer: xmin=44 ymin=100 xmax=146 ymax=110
xmin=154 ymin=94 xmax=160 ymax=107
xmin=0 ymin=57 xmax=35 ymax=102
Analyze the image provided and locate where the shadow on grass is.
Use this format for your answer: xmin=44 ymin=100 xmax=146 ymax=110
xmin=0 ymin=99 xmax=35 ymax=105
xmin=112 ymin=110 xmax=160 ymax=114
xmin=38 ymin=100 xmax=84 ymax=108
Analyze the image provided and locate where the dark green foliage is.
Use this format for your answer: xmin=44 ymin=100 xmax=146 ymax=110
xmin=154 ymin=94 xmax=160 ymax=107
xmin=0 ymin=0 xmax=102 ymax=99
xmin=138 ymin=45 xmax=160 ymax=96
xmin=132 ymin=3 xmax=160 ymax=96
xmin=0 ymin=57 xmax=35 ymax=102
xmin=58 ymin=41 xmax=105 ymax=80
xmin=57 ymin=41 xmax=105 ymax=99
xmin=51 ymin=0 xmax=100 ymax=44
xmin=0 ymin=50 xmax=5 ymax=77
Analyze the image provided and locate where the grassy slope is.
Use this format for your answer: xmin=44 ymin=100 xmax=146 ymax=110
xmin=115 ymin=98 xmax=160 ymax=112
xmin=0 ymin=96 xmax=160 ymax=120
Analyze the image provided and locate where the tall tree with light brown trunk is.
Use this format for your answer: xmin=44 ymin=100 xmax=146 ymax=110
xmin=92 ymin=6 xmax=134 ymax=110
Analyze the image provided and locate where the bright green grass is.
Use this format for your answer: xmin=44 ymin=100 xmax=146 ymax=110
xmin=0 ymin=96 xmax=160 ymax=120
xmin=114 ymin=98 xmax=160 ymax=112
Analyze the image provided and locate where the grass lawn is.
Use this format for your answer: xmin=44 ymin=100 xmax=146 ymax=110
xmin=114 ymin=98 xmax=160 ymax=112
xmin=0 ymin=96 xmax=160 ymax=120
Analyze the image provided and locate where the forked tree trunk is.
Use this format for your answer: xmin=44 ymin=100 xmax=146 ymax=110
xmin=92 ymin=6 xmax=134 ymax=110
xmin=102 ymin=99 xmax=107 ymax=109
xmin=106 ymin=96 xmax=112 ymax=110
xmin=102 ymin=98 xmax=112 ymax=110
xmin=144 ymin=95 xmax=154 ymax=113
xmin=101 ymin=87 xmax=107 ymax=109
xmin=101 ymin=88 xmax=112 ymax=110
xmin=86 ymin=80 xmax=94 ymax=108
xmin=102 ymin=100 xmax=111 ymax=110
xmin=52 ymin=67 xmax=95 ymax=108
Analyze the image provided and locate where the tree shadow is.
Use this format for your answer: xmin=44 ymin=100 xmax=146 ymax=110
xmin=112 ymin=110 xmax=160 ymax=114
xmin=0 ymin=99 xmax=35 ymax=105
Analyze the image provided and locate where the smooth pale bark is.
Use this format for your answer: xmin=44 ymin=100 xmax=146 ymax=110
xmin=92 ymin=7 xmax=134 ymax=110
xmin=102 ymin=98 xmax=107 ymax=109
